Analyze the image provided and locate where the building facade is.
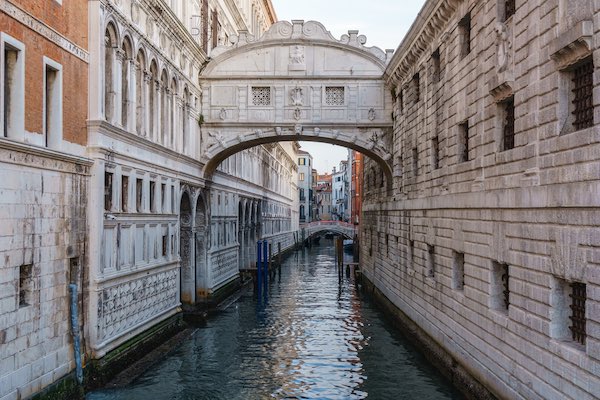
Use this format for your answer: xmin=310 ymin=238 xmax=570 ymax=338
xmin=297 ymin=150 xmax=313 ymax=223
xmin=0 ymin=0 xmax=90 ymax=398
xmin=331 ymin=161 xmax=349 ymax=221
xmin=361 ymin=0 xmax=600 ymax=399
xmin=350 ymin=150 xmax=363 ymax=225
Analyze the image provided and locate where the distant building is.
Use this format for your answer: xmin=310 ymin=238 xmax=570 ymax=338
xmin=297 ymin=150 xmax=313 ymax=223
xmin=315 ymin=173 xmax=332 ymax=220
xmin=332 ymin=161 xmax=349 ymax=221
xmin=350 ymin=151 xmax=363 ymax=225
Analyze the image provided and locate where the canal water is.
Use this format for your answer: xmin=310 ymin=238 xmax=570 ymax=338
xmin=87 ymin=240 xmax=463 ymax=400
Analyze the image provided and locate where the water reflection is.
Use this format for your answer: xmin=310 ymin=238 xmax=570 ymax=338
xmin=87 ymin=240 xmax=463 ymax=400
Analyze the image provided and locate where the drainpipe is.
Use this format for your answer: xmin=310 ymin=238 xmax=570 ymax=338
xmin=69 ymin=283 xmax=84 ymax=384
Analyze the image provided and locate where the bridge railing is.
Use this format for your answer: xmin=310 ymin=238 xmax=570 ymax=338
xmin=300 ymin=220 xmax=355 ymax=229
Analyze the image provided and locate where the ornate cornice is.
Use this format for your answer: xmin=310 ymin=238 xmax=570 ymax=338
xmin=549 ymin=20 xmax=593 ymax=70
xmin=384 ymin=0 xmax=460 ymax=86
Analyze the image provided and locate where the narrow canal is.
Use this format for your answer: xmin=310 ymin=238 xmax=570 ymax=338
xmin=87 ymin=239 xmax=463 ymax=400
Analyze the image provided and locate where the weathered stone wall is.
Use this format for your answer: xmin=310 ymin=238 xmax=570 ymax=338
xmin=362 ymin=0 xmax=600 ymax=399
xmin=0 ymin=142 xmax=90 ymax=400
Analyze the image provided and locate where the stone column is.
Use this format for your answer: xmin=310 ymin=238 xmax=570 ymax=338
xmin=114 ymin=49 xmax=124 ymax=127
xmin=154 ymin=80 xmax=161 ymax=143
xmin=143 ymin=70 xmax=152 ymax=137
xmin=126 ymin=57 xmax=136 ymax=132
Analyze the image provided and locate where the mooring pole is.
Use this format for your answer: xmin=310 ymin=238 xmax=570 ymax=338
xmin=263 ymin=240 xmax=269 ymax=297
xmin=257 ymin=240 xmax=262 ymax=295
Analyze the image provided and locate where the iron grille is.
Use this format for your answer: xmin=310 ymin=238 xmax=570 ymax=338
xmin=501 ymin=264 xmax=510 ymax=310
xmin=459 ymin=122 xmax=469 ymax=162
xmin=505 ymin=0 xmax=516 ymax=20
xmin=572 ymin=59 xmax=594 ymax=131
xmin=569 ymin=282 xmax=586 ymax=345
xmin=503 ymin=97 xmax=515 ymax=151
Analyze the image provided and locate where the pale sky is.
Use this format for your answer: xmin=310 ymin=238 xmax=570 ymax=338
xmin=271 ymin=0 xmax=427 ymax=173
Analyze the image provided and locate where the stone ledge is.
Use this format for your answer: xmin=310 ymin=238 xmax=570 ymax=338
xmin=549 ymin=20 xmax=593 ymax=70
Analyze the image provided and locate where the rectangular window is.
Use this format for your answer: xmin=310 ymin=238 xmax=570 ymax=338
xmin=19 ymin=264 xmax=33 ymax=307
xmin=149 ymin=181 xmax=156 ymax=212
xmin=398 ymin=88 xmax=404 ymax=115
xmin=104 ymin=172 xmax=113 ymax=211
xmin=412 ymin=73 xmax=420 ymax=103
xmin=136 ymin=178 xmax=143 ymax=212
xmin=504 ymin=0 xmax=516 ymax=21
xmin=325 ymin=86 xmax=345 ymax=106
xmin=426 ymin=245 xmax=435 ymax=278
xmin=409 ymin=240 xmax=415 ymax=265
xmin=121 ymin=176 xmax=129 ymax=212
xmin=502 ymin=96 xmax=515 ymax=151
xmin=161 ymin=183 xmax=166 ymax=213
xmin=432 ymin=136 xmax=440 ymax=170
xmin=171 ymin=186 xmax=175 ymax=214
xmin=571 ymin=57 xmax=594 ymax=131
xmin=432 ymin=49 xmax=441 ymax=83
xmin=162 ymin=235 xmax=168 ymax=257
xmin=452 ymin=251 xmax=465 ymax=290
xmin=43 ymin=58 xmax=62 ymax=149
xmin=251 ymin=87 xmax=271 ymax=106
xmin=458 ymin=121 xmax=469 ymax=162
xmin=299 ymin=173 xmax=305 ymax=181
xmin=1 ymin=35 xmax=25 ymax=139
xmin=459 ymin=12 xmax=472 ymax=58
xmin=491 ymin=261 xmax=510 ymax=312
xmin=412 ymin=147 xmax=418 ymax=176
xmin=298 ymin=158 xmax=306 ymax=165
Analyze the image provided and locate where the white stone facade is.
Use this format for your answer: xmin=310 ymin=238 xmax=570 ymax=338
xmin=86 ymin=0 xmax=292 ymax=360
xmin=362 ymin=0 xmax=600 ymax=399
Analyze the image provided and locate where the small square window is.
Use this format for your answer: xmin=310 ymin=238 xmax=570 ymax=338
xmin=325 ymin=87 xmax=345 ymax=106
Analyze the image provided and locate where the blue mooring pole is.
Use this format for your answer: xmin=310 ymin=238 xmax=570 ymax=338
xmin=263 ymin=241 xmax=269 ymax=295
xmin=257 ymin=240 xmax=262 ymax=295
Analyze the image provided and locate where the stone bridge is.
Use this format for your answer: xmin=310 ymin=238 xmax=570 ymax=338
xmin=301 ymin=221 xmax=357 ymax=240
xmin=199 ymin=20 xmax=395 ymax=189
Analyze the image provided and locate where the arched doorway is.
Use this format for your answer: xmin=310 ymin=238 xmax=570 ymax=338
xmin=179 ymin=191 xmax=193 ymax=304
xmin=194 ymin=195 xmax=207 ymax=298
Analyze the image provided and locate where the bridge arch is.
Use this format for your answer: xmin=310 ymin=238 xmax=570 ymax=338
xmin=199 ymin=20 xmax=395 ymax=189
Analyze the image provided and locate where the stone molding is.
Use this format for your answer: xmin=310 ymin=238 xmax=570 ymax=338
xmin=549 ymin=20 xmax=593 ymax=70
xmin=210 ymin=20 xmax=390 ymax=65
xmin=550 ymin=228 xmax=587 ymax=283
xmin=385 ymin=0 xmax=460 ymax=86
xmin=0 ymin=137 xmax=92 ymax=173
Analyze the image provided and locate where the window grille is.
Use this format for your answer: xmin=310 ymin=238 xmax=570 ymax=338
xmin=432 ymin=136 xmax=440 ymax=169
xmin=325 ymin=87 xmax=345 ymax=106
xmin=504 ymin=0 xmax=516 ymax=20
xmin=459 ymin=122 xmax=469 ymax=162
xmin=503 ymin=97 xmax=515 ymax=151
xmin=569 ymin=282 xmax=586 ymax=345
xmin=572 ymin=59 xmax=594 ymax=131
xmin=252 ymin=87 xmax=271 ymax=106
xmin=501 ymin=263 xmax=510 ymax=310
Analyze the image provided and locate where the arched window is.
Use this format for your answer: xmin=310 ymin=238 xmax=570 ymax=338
xmin=121 ymin=37 xmax=133 ymax=129
xmin=135 ymin=50 xmax=145 ymax=135
xmin=104 ymin=24 xmax=118 ymax=122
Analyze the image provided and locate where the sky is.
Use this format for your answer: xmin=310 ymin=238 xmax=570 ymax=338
xmin=271 ymin=0 xmax=427 ymax=173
